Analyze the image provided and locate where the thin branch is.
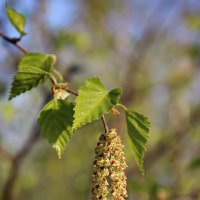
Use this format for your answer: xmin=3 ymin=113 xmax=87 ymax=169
xmin=14 ymin=43 xmax=28 ymax=54
xmin=66 ymin=88 xmax=78 ymax=96
xmin=66 ymin=88 xmax=109 ymax=133
xmin=0 ymin=30 xmax=110 ymax=200
xmin=0 ymin=32 xmax=28 ymax=54
xmin=101 ymin=115 xmax=109 ymax=133
xmin=2 ymin=94 xmax=51 ymax=200
xmin=0 ymin=31 xmax=45 ymax=200
xmin=2 ymin=128 xmax=40 ymax=200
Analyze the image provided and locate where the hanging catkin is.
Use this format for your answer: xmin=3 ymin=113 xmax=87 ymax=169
xmin=91 ymin=129 xmax=128 ymax=200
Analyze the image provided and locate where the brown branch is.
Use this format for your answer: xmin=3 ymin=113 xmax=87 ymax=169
xmin=101 ymin=115 xmax=109 ymax=133
xmin=1 ymin=94 xmax=51 ymax=200
xmin=0 ymin=31 xmax=47 ymax=200
xmin=1 ymin=31 xmax=110 ymax=133
xmin=0 ymin=29 xmax=110 ymax=200
xmin=66 ymin=88 xmax=78 ymax=96
xmin=2 ymin=131 xmax=40 ymax=200
xmin=0 ymin=32 xmax=28 ymax=54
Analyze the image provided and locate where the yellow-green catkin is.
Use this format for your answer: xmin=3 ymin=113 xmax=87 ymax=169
xmin=91 ymin=129 xmax=128 ymax=200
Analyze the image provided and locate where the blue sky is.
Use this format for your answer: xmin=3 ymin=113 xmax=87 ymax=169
xmin=0 ymin=0 xmax=78 ymax=35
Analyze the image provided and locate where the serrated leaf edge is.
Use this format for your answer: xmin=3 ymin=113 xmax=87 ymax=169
xmin=126 ymin=111 xmax=150 ymax=175
xmin=9 ymin=74 xmax=49 ymax=100
xmin=72 ymin=77 xmax=122 ymax=130
xmin=73 ymin=89 xmax=122 ymax=130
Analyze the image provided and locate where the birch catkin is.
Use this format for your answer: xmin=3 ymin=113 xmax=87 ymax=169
xmin=91 ymin=129 xmax=127 ymax=200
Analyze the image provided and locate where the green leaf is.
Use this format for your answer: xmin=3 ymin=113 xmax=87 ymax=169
xmin=188 ymin=157 xmax=200 ymax=169
xmin=38 ymin=99 xmax=74 ymax=158
xmin=73 ymin=77 xmax=122 ymax=130
xmin=6 ymin=7 xmax=26 ymax=35
xmin=9 ymin=53 xmax=56 ymax=100
xmin=126 ymin=110 xmax=150 ymax=175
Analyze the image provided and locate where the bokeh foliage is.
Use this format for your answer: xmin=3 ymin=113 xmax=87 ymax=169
xmin=0 ymin=0 xmax=200 ymax=200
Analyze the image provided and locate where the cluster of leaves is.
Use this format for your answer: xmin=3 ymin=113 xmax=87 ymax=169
xmin=6 ymin=6 xmax=150 ymax=174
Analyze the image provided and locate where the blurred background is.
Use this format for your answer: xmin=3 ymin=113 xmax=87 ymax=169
xmin=0 ymin=0 xmax=200 ymax=199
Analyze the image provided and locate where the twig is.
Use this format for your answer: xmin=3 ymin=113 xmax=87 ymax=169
xmin=0 ymin=32 xmax=28 ymax=54
xmin=66 ymin=89 xmax=109 ymax=133
xmin=101 ymin=115 xmax=109 ymax=133
xmin=14 ymin=43 xmax=28 ymax=54
xmin=0 ymin=30 xmax=109 ymax=200
xmin=0 ymin=31 xmax=45 ymax=200
xmin=66 ymin=89 xmax=78 ymax=96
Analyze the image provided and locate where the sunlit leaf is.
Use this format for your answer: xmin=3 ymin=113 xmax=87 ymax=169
xmin=9 ymin=53 xmax=56 ymax=100
xmin=73 ymin=77 xmax=122 ymax=130
xmin=126 ymin=110 xmax=150 ymax=175
xmin=6 ymin=7 xmax=26 ymax=35
xmin=38 ymin=99 xmax=74 ymax=158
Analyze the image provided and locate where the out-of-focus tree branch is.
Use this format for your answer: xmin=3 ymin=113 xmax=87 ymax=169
xmin=0 ymin=31 xmax=47 ymax=200
xmin=0 ymin=32 xmax=28 ymax=54
xmin=0 ymin=21 xmax=84 ymax=198
xmin=1 ymin=94 xmax=51 ymax=200
xmin=121 ymin=1 xmax=179 ymax=106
